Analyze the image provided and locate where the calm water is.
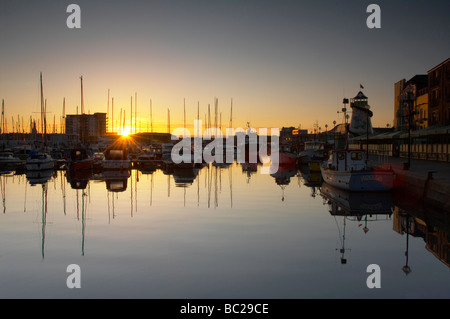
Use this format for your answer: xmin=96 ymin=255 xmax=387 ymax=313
xmin=0 ymin=163 xmax=448 ymax=299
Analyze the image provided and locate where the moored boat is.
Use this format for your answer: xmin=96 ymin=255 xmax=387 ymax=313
xmin=103 ymin=147 xmax=131 ymax=171
xmin=67 ymin=148 xmax=94 ymax=171
xmin=0 ymin=151 xmax=24 ymax=168
xmin=320 ymin=149 xmax=394 ymax=191
xmin=25 ymin=151 xmax=55 ymax=171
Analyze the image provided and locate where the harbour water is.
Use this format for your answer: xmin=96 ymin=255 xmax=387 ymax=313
xmin=0 ymin=163 xmax=448 ymax=299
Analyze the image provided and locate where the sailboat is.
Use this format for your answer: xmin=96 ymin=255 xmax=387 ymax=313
xmin=66 ymin=78 xmax=94 ymax=171
xmin=26 ymin=73 xmax=54 ymax=172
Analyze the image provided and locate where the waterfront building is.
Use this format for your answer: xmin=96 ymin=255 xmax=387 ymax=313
xmin=415 ymin=87 xmax=429 ymax=130
xmin=428 ymin=57 xmax=450 ymax=126
xmin=65 ymin=113 xmax=107 ymax=144
xmin=394 ymin=79 xmax=406 ymax=129
xmin=394 ymin=75 xmax=428 ymax=131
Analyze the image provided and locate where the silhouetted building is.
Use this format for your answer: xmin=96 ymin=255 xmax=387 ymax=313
xmin=394 ymin=75 xmax=428 ymax=130
xmin=66 ymin=113 xmax=106 ymax=144
xmin=428 ymin=57 xmax=450 ymax=126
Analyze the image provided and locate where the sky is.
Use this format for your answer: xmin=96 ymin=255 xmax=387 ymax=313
xmin=0 ymin=0 xmax=449 ymax=134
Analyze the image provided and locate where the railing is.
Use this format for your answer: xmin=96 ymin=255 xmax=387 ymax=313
xmin=349 ymin=142 xmax=450 ymax=162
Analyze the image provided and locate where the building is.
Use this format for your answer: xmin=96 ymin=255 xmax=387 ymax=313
xmin=394 ymin=75 xmax=428 ymax=130
xmin=394 ymin=79 xmax=406 ymax=129
xmin=415 ymin=87 xmax=429 ymax=129
xmin=65 ymin=113 xmax=106 ymax=144
xmin=428 ymin=57 xmax=450 ymax=126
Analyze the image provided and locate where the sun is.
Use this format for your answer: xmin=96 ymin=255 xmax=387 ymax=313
xmin=121 ymin=127 xmax=131 ymax=137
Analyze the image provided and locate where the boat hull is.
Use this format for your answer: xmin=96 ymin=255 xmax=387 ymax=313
xmin=68 ymin=159 xmax=94 ymax=171
xmin=320 ymin=166 xmax=393 ymax=191
xmin=26 ymin=159 xmax=54 ymax=171
xmin=320 ymin=182 xmax=393 ymax=215
xmin=278 ymin=151 xmax=297 ymax=166
xmin=103 ymin=160 xmax=131 ymax=171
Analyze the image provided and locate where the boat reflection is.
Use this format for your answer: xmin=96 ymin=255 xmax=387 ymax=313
xmin=26 ymin=169 xmax=54 ymax=186
xmin=66 ymin=169 xmax=93 ymax=190
xmin=320 ymin=183 xmax=394 ymax=216
xmin=0 ymin=157 xmax=447 ymax=272
xmin=320 ymin=183 xmax=394 ymax=264
xmin=172 ymin=167 xmax=200 ymax=188
xmin=103 ymin=170 xmax=131 ymax=193
xmin=270 ymin=162 xmax=298 ymax=201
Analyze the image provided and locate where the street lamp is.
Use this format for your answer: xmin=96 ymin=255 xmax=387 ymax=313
xmin=400 ymin=84 xmax=415 ymax=170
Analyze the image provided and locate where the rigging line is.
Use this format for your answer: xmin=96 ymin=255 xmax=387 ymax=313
xmin=333 ymin=215 xmax=343 ymax=247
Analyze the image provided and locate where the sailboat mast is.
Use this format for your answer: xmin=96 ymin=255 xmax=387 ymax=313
xmin=150 ymin=99 xmax=153 ymax=133
xmin=167 ymin=108 xmax=170 ymax=134
xmin=1 ymin=99 xmax=4 ymax=135
xmin=62 ymin=97 xmax=66 ymax=134
xmin=44 ymin=99 xmax=47 ymax=145
xmin=130 ymin=96 xmax=133 ymax=134
xmin=135 ymin=92 xmax=137 ymax=134
xmin=107 ymin=89 xmax=110 ymax=133
xmin=40 ymin=72 xmax=44 ymax=136
xmin=80 ymin=76 xmax=84 ymax=115
xmin=111 ymin=97 xmax=114 ymax=134
xmin=197 ymin=101 xmax=199 ymax=138
xmin=120 ymin=108 xmax=122 ymax=134
xmin=230 ymin=98 xmax=233 ymax=129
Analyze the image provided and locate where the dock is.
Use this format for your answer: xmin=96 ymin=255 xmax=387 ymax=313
xmin=368 ymin=155 xmax=450 ymax=212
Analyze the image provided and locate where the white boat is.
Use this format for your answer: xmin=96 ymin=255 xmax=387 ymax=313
xmin=26 ymin=152 xmax=55 ymax=171
xmin=320 ymin=149 xmax=394 ymax=191
xmin=103 ymin=148 xmax=131 ymax=171
xmin=0 ymin=151 xmax=24 ymax=167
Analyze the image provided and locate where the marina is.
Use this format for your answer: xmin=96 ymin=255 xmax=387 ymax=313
xmin=0 ymin=85 xmax=449 ymax=299
xmin=0 ymin=147 xmax=449 ymax=298
xmin=1 ymin=1 xmax=449 ymax=302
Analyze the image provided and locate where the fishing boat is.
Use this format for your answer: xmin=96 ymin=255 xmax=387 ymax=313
xmin=320 ymin=149 xmax=394 ymax=191
xmin=278 ymin=143 xmax=297 ymax=166
xmin=26 ymin=151 xmax=55 ymax=171
xmin=67 ymin=148 xmax=94 ymax=171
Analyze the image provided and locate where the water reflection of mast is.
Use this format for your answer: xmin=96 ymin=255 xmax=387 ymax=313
xmin=135 ymin=169 xmax=138 ymax=214
xmin=81 ymin=189 xmax=87 ymax=256
xmin=41 ymin=183 xmax=48 ymax=260
xmin=1 ymin=174 xmax=6 ymax=214
xmin=214 ymin=166 xmax=218 ymax=208
xmin=150 ymin=173 xmax=153 ymax=206
xmin=24 ymin=175 xmax=27 ymax=212
xmin=167 ymin=174 xmax=171 ymax=197
xmin=335 ymin=216 xmax=350 ymax=264
xmin=208 ymin=165 xmax=212 ymax=208
xmin=229 ymin=164 xmax=233 ymax=208
xmin=402 ymin=213 xmax=412 ymax=275
xmin=76 ymin=189 xmax=79 ymax=220
xmin=131 ymin=169 xmax=133 ymax=217
xmin=107 ymin=190 xmax=111 ymax=224
xmin=61 ymin=171 xmax=66 ymax=215
xmin=197 ymin=169 xmax=200 ymax=207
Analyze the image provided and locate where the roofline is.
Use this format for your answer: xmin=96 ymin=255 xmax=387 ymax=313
xmin=427 ymin=57 xmax=450 ymax=73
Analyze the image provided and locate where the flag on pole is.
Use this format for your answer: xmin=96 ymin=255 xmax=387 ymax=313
xmin=360 ymin=84 xmax=364 ymax=89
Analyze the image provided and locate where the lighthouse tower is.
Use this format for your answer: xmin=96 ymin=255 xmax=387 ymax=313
xmin=349 ymin=91 xmax=373 ymax=136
